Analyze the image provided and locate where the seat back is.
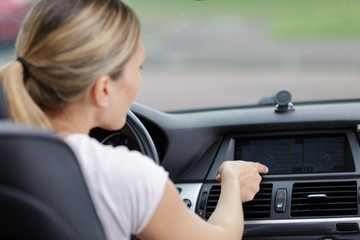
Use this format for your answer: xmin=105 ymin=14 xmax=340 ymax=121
xmin=0 ymin=82 xmax=8 ymax=119
xmin=0 ymin=122 xmax=107 ymax=240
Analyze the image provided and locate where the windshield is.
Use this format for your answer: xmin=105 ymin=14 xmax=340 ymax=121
xmin=1 ymin=0 xmax=360 ymax=111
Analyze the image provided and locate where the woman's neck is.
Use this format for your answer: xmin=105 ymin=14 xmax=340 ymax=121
xmin=46 ymin=103 xmax=95 ymax=139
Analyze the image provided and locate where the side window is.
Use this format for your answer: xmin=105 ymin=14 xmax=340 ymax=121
xmin=0 ymin=0 xmax=33 ymax=66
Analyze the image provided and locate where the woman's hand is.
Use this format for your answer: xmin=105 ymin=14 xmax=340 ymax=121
xmin=217 ymin=160 xmax=268 ymax=202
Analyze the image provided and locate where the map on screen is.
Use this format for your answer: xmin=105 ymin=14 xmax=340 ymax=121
xmin=236 ymin=137 xmax=345 ymax=174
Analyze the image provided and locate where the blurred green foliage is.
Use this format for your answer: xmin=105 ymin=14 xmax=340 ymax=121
xmin=123 ymin=0 xmax=360 ymax=38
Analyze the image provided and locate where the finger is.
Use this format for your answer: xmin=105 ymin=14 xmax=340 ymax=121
xmin=216 ymin=174 xmax=221 ymax=182
xmin=256 ymin=163 xmax=269 ymax=174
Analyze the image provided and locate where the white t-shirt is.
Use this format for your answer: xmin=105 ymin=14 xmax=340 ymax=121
xmin=64 ymin=133 xmax=168 ymax=240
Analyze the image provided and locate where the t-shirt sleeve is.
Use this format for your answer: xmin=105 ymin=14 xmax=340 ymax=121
xmin=108 ymin=148 xmax=168 ymax=235
xmin=64 ymin=134 xmax=168 ymax=239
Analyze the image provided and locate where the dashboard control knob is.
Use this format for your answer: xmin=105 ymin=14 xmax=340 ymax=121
xmin=183 ymin=199 xmax=192 ymax=208
xmin=199 ymin=192 xmax=208 ymax=210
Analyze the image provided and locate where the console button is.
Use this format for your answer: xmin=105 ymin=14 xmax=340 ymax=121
xmin=275 ymin=189 xmax=287 ymax=213
xmin=276 ymin=189 xmax=287 ymax=200
xmin=275 ymin=200 xmax=286 ymax=212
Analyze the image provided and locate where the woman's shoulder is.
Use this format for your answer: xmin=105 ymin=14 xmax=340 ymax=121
xmin=63 ymin=133 xmax=165 ymax=177
xmin=64 ymin=133 xmax=133 ymax=158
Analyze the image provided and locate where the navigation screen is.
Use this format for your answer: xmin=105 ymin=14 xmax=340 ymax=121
xmin=235 ymin=136 xmax=345 ymax=174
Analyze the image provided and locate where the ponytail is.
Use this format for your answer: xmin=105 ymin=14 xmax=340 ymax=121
xmin=0 ymin=61 xmax=52 ymax=129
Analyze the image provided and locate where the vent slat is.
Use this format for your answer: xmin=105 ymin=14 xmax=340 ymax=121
xmin=291 ymin=203 xmax=357 ymax=209
xmin=244 ymin=199 xmax=271 ymax=203
xmin=204 ymin=184 xmax=273 ymax=220
xmin=293 ymin=184 xmax=356 ymax=188
xmin=292 ymin=208 xmax=358 ymax=212
xmin=293 ymin=191 xmax=357 ymax=195
xmin=243 ymin=204 xmax=271 ymax=208
xmin=291 ymin=181 xmax=358 ymax=217
xmin=292 ymin=197 xmax=357 ymax=204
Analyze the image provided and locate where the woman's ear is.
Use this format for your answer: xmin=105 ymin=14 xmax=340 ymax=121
xmin=91 ymin=75 xmax=111 ymax=108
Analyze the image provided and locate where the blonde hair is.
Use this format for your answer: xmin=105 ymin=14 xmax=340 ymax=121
xmin=0 ymin=0 xmax=140 ymax=129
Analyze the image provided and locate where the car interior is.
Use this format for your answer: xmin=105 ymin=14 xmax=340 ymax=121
xmin=1 ymin=0 xmax=360 ymax=240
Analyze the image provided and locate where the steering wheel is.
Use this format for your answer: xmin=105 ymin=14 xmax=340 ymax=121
xmin=124 ymin=110 xmax=159 ymax=164
xmin=89 ymin=110 xmax=159 ymax=165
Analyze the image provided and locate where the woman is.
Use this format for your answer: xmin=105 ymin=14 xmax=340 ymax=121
xmin=0 ymin=0 xmax=268 ymax=239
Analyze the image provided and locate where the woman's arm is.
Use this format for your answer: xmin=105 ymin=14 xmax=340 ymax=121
xmin=137 ymin=160 xmax=268 ymax=240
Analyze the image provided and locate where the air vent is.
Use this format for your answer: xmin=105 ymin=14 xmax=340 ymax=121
xmin=291 ymin=181 xmax=358 ymax=217
xmin=204 ymin=183 xmax=273 ymax=220
xmin=205 ymin=185 xmax=220 ymax=220
xmin=243 ymin=183 xmax=273 ymax=219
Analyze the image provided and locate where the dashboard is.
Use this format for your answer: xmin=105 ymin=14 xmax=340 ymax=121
xmin=91 ymin=100 xmax=360 ymax=240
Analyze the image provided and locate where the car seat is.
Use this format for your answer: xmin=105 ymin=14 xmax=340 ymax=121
xmin=0 ymin=82 xmax=107 ymax=239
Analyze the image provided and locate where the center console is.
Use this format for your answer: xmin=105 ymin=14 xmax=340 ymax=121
xmin=182 ymin=129 xmax=360 ymax=239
